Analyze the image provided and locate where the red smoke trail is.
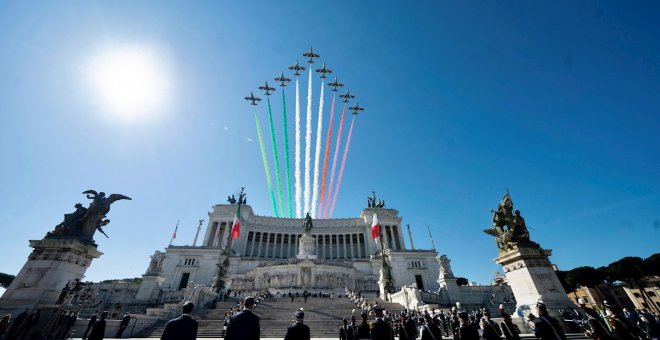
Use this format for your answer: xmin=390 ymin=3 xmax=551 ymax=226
xmin=323 ymin=104 xmax=346 ymax=218
xmin=318 ymin=93 xmax=336 ymax=215
xmin=329 ymin=116 xmax=356 ymax=218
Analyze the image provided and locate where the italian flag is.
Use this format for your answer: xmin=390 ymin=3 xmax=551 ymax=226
xmin=231 ymin=205 xmax=241 ymax=239
xmin=371 ymin=211 xmax=380 ymax=243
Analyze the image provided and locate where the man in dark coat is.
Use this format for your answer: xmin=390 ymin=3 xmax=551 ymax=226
xmin=533 ymin=302 xmax=567 ymax=340
xmin=116 ymin=312 xmax=131 ymax=337
xmin=88 ymin=311 xmax=108 ymax=340
xmin=357 ymin=312 xmax=371 ymax=339
xmin=370 ymin=305 xmax=394 ymax=340
xmin=225 ymin=296 xmax=260 ymax=340
xmin=399 ymin=314 xmax=417 ymax=340
xmin=161 ymin=301 xmax=198 ymax=340
xmin=284 ymin=310 xmax=310 ymax=340
xmin=83 ymin=311 xmax=99 ymax=339
xmin=340 ymin=317 xmax=350 ymax=340
xmin=499 ymin=312 xmax=521 ymax=340
xmin=604 ymin=302 xmax=636 ymax=340
xmin=420 ymin=314 xmax=442 ymax=340
xmin=457 ymin=311 xmax=479 ymax=340
xmin=347 ymin=315 xmax=359 ymax=340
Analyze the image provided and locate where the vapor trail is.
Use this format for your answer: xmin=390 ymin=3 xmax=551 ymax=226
xmin=323 ymin=104 xmax=346 ymax=218
xmin=266 ymin=97 xmax=285 ymax=215
xmin=295 ymin=78 xmax=302 ymax=218
xmin=253 ymin=108 xmax=279 ymax=217
xmin=329 ymin=116 xmax=356 ymax=217
xmin=304 ymin=68 xmax=313 ymax=215
xmin=318 ymin=93 xmax=336 ymax=216
xmin=310 ymin=81 xmax=325 ymax=218
xmin=281 ymin=90 xmax=293 ymax=218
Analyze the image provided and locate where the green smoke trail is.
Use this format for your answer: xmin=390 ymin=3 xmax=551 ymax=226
xmin=282 ymin=91 xmax=293 ymax=217
xmin=267 ymin=97 xmax=285 ymax=215
xmin=253 ymin=108 xmax=279 ymax=217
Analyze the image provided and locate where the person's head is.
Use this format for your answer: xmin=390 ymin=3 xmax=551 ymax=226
xmin=361 ymin=311 xmax=368 ymax=321
xmin=182 ymin=301 xmax=194 ymax=314
xmin=373 ymin=305 xmax=384 ymax=318
xmin=458 ymin=311 xmax=469 ymax=324
xmin=244 ymin=296 xmax=255 ymax=310
xmin=483 ymin=311 xmax=491 ymax=319
xmin=479 ymin=318 xmax=487 ymax=329
xmin=351 ymin=315 xmax=357 ymax=324
xmin=294 ymin=310 xmax=304 ymax=322
xmin=101 ymin=311 xmax=108 ymax=320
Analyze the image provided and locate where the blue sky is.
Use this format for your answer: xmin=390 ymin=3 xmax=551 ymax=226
xmin=0 ymin=1 xmax=658 ymax=288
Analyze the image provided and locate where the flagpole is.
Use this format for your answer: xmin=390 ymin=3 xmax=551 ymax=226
xmin=213 ymin=188 xmax=244 ymax=293
xmin=169 ymin=219 xmax=179 ymax=247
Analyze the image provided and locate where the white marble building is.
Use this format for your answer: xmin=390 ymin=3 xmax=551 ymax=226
xmin=135 ymin=204 xmax=443 ymax=300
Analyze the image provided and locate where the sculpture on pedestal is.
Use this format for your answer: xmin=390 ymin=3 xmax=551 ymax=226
xmin=483 ymin=192 xmax=535 ymax=250
xmin=303 ymin=212 xmax=313 ymax=234
xmin=46 ymin=190 xmax=132 ymax=246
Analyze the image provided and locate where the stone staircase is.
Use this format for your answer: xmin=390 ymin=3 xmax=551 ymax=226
xmin=143 ymin=296 xmax=361 ymax=338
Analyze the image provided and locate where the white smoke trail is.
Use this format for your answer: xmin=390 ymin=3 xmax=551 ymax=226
xmin=310 ymin=81 xmax=325 ymax=218
xmin=304 ymin=68 xmax=313 ymax=215
xmin=323 ymin=105 xmax=346 ymax=218
xmin=295 ymin=78 xmax=302 ymax=218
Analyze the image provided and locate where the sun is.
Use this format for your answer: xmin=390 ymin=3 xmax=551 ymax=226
xmin=87 ymin=45 xmax=171 ymax=122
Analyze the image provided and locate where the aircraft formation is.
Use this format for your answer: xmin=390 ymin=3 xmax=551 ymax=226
xmin=244 ymin=47 xmax=366 ymax=219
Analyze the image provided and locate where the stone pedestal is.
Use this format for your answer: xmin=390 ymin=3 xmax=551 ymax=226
xmin=495 ymin=244 xmax=573 ymax=319
xmin=296 ymin=233 xmax=317 ymax=260
xmin=0 ymin=238 xmax=102 ymax=316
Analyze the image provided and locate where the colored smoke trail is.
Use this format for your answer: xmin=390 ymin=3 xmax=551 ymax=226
xmin=282 ymin=91 xmax=293 ymax=218
xmin=323 ymin=104 xmax=346 ymax=218
xmin=304 ymin=68 xmax=313 ymax=215
xmin=294 ymin=78 xmax=302 ymax=218
xmin=318 ymin=93 xmax=336 ymax=216
xmin=267 ymin=97 xmax=285 ymax=215
xmin=310 ymin=81 xmax=325 ymax=218
xmin=253 ymin=108 xmax=279 ymax=217
xmin=329 ymin=116 xmax=356 ymax=217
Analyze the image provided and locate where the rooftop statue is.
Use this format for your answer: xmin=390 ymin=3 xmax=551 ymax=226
xmin=46 ymin=190 xmax=132 ymax=246
xmin=483 ymin=192 xmax=533 ymax=250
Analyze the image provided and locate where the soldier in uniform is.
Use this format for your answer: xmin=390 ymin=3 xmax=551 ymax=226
xmin=370 ymin=305 xmax=394 ymax=340
xmin=358 ymin=312 xmax=371 ymax=339
xmin=457 ymin=311 xmax=479 ymax=340
xmin=605 ymin=302 xmax=637 ymax=340
xmin=533 ymin=301 xmax=567 ymax=340
xmin=284 ymin=310 xmax=310 ymax=340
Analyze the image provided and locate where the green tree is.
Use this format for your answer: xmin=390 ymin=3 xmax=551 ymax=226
xmin=0 ymin=273 xmax=15 ymax=288
xmin=456 ymin=277 xmax=469 ymax=286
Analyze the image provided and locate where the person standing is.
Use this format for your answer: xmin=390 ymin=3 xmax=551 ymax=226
xmin=605 ymin=302 xmax=636 ymax=340
xmin=499 ymin=312 xmax=521 ymax=340
xmin=225 ymin=296 xmax=260 ymax=340
xmin=399 ymin=314 xmax=417 ymax=340
xmin=0 ymin=314 xmax=11 ymax=338
xmin=533 ymin=302 xmax=567 ymax=340
xmin=88 ymin=311 xmax=108 ymax=340
xmin=457 ymin=311 xmax=479 ymax=340
xmin=347 ymin=315 xmax=359 ymax=340
xmin=83 ymin=311 xmax=99 ymax=339
xmin=161 ymin=301 xmax=198 ymax=340
xmin=116 ymin=312 xmax=131 ymax=337
xmin=420 ymin=314 xmax=442 ymax=340
xmin=340 ymin=317 xmax=350 ymax=340
xmin=357 ymin=312 xmax=371 ymax=339
xmin=584 ymin=308 xmax=611 ymax=340
xmin=284 ymin=310 xmax=310 ymax=340
xmin=370 ymin=305 xmax=394 ymax=340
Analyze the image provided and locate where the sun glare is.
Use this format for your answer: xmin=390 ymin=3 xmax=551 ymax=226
xmin=87 ymin=45 xmax=171 ymax=122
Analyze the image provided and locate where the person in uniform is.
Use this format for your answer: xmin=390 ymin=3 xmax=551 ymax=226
xmin=584 ymin=307 xmax=611 ymax=340
xmin=340 ymin=317 xmax=350 ymax=340
xmin=499 ymin=311 xmax=521 ymax=340
xmin=347 ymin=315 xmax=359 ymax=340
xmin=457 ymin=311 xmax=479 ymax=340
xmin=533 ymin=301 xmax=567 ymax=340
xmin=604 ymin=302 xmax=637 ymax=340
xmin=370 ymin=305 xmax=394 ymax=340
xmin=88 ymin=311 xmax=108 ymax=340
xmin=284 ymin=310 xmax=310 ymax=340
xmin=420 ymin=313 xmax=442 ymax=340
xmin=358 ymin=312 xmax=371 ymax=339
xmin=399 ymin=313 xmax=417 ymax=340
xmin=225 ymin=296 xmax=260 ymax=340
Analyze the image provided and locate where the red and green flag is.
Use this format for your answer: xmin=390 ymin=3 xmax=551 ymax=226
xmin=371 ymin=211 xmax=380 ymax=242
xmin=231 ymin=205 xmax=241 ymax=239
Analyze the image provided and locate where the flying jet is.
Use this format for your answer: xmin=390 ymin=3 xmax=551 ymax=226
xmin=289 ymin=60 xmax=306 ymax=76
xmin=244 ymin=92 xmax=261 ymax=105
xmin=315 ymin=63 xmax=333 ymax=79
xmin=349 ymin=103 xmax=364 ymax=115
xmin=339 ymin=89 xmax=355 ymax=103
xmin=274 ymin=72 xmax=291 ymax=87
xmin=328 ymin=77 xmax=344 ymax=91
xmin=258 ymin=81 xmax=276 ymax=95
xmin=303 ymin=46 xmax=320 ymax=63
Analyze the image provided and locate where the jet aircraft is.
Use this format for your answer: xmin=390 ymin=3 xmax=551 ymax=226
xmin=349 ymin=103 xmax=364 ymax=115
xmin=289 ymin=60 xmax=306 ymax=76
xmin=275 ymin=72 xmax=291 ymax=87
xmin=258 ymin=81 xmax=276 ymax=95
xmin=339 ymin=89 xmax=355 ymax=103
xmin=303 ymin=47 xmax=320 ymax=63
xmin=328 ymin=77 xmax=344 ymax=91
xmin=245 ymin=92 xmax=261 ymax=105
xmin=315 ymin=63 xmax=332 ymax=79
